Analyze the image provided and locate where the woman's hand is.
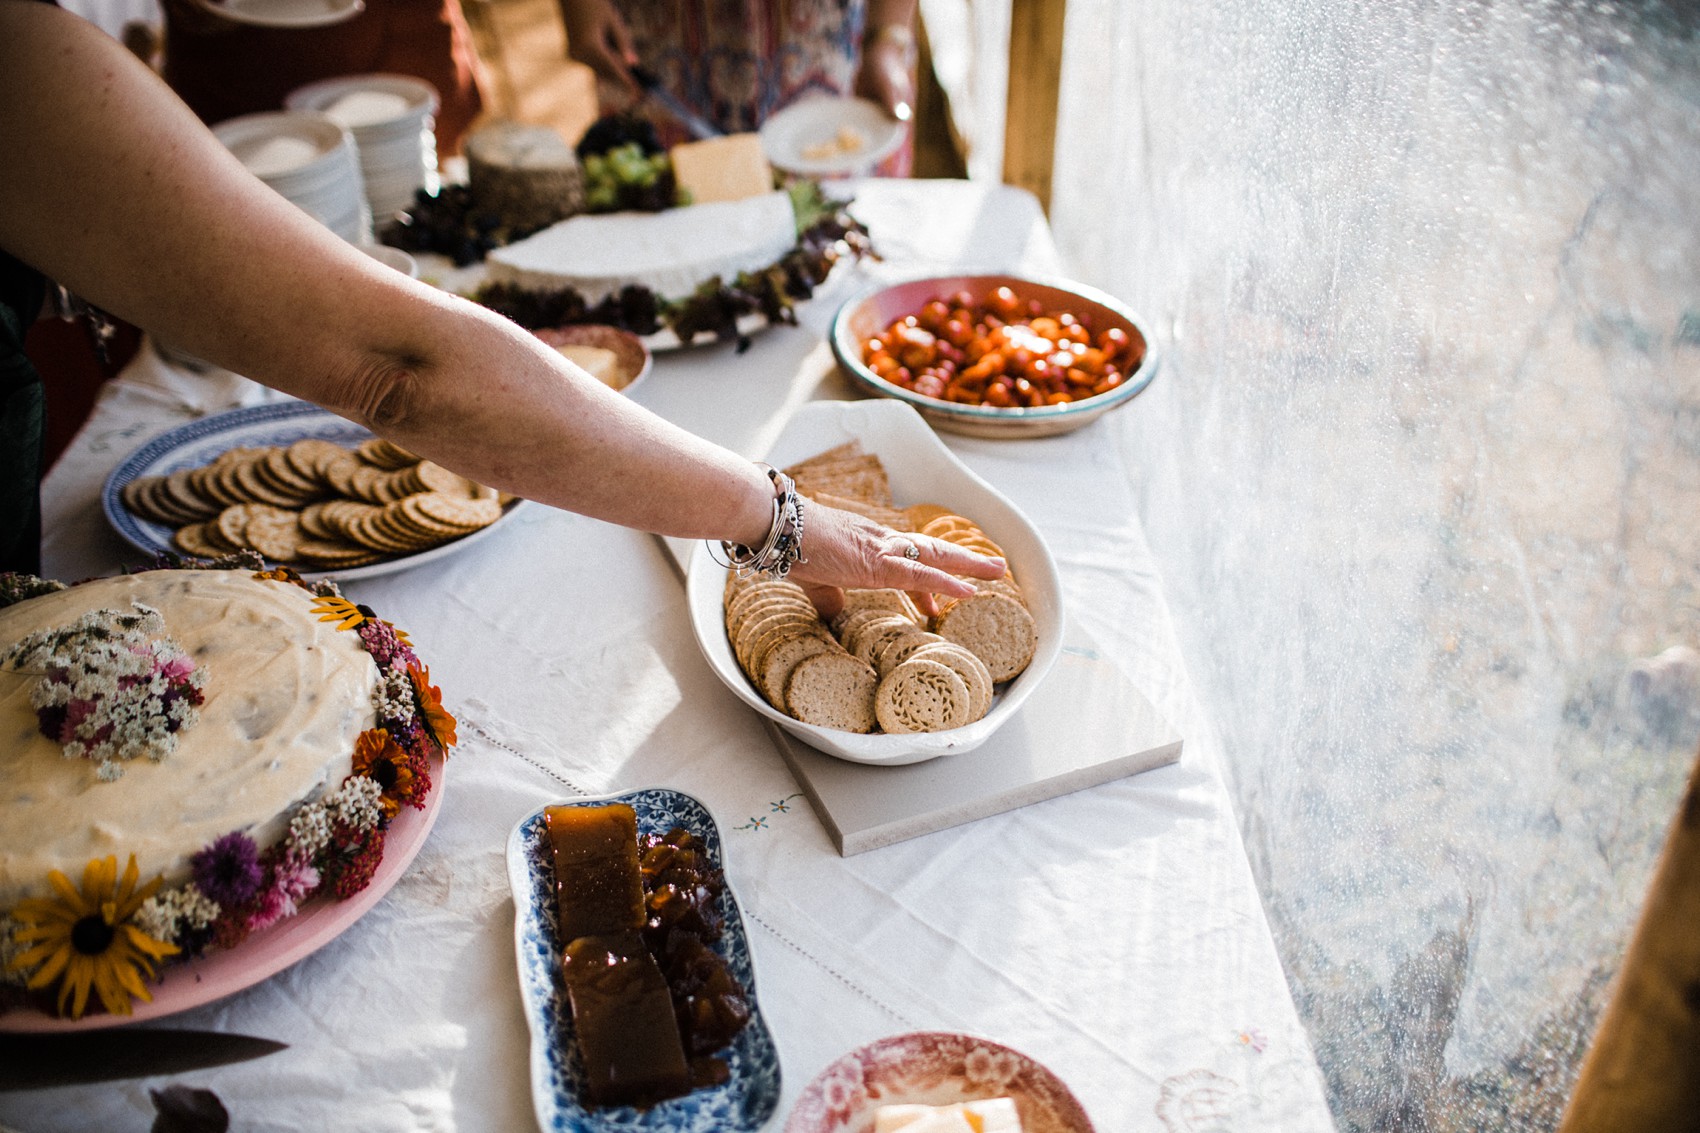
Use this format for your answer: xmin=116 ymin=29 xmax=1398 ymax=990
xmin=856 ymin=24 xmax=918 ymax=122
xmin=559 ymin=0 xmax=641 ymax=103
xmin=784 ymin=502 xmax=1006 ymax=621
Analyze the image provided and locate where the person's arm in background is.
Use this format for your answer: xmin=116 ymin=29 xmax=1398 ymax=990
xmin=558 ymin=0 xmax=641 ymax=105
xmin=857 ymin=0 xmax=919 ymax=122
xmin=0 ymin=0 xmax=1000 ymax=611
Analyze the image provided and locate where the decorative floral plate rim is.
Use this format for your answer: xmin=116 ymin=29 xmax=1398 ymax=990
xmin=784 ymin=1030 xmax=1097 ymax=1133
xmin=506 ymin=787 xmax=781 ymax=1133
xmin=0 ymin=747 xmax=446 ymax=1033
xmin=101 ymin=401 xmax=525 ymax=582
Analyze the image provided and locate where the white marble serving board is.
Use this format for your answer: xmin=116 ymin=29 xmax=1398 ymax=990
xmin=761 ymin=616 xmax=1183 ymax=855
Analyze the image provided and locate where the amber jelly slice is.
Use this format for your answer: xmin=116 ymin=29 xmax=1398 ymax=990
xmin=560 ymin=931 xmax=691 ymax=1108
xmin=545 ymin=803 xmax=646 ymax=940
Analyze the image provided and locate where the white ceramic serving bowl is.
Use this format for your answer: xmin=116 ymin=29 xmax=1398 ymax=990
xmin=830 ymin=273 xmax=1159 ymax=439
xmin=686 ymin=399 xmax=1063 ymax=766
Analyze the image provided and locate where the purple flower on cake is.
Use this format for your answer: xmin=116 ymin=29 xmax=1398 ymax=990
xmin=191 ymin=832 xmax=263 ymax=909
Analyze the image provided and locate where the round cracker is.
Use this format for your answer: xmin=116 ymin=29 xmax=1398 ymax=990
xmin=240 ymin=504 xmax=305 ymax=562
xmin=285 ymin=437 xmax=350 ymax=483
xmin=413 ymin=461 xmax=488 ymax=498
xmin=161 ymin=468 xmax=222 ymax=520
xmin=736 ymin=609 xmax=824 ymax=671
xmin=412 ymin=492 xmax=502 ymax=530
xmin=907 ymin=640 xmax=995 ymax=721
xmin=214 ymin=503 xmax=257 ymax=550
xmin=830 ymin=588 xmax=920 ymax=635
xmin=172 ymin=521 xmax=228 ymax=559
xmin=875 ymin=629 xmax=947 ymax=676
xmin=357 ymin=436 xmax=418 ymax=470
xmin=784 ymin=650 xmax=879 ymax=733
xmin=933 ymin=591 xmax=1037 ymax=683
xmin=846 ymin=613 xmax=922 ymax=668
xmin=875 ymin=657 xmax=973 ymax=734
xmin=756 ymin=632 xmax=839 ymax=707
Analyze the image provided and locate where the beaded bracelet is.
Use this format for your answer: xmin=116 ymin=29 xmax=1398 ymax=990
xmin=710 ymin=465 xmax=808 ymax=579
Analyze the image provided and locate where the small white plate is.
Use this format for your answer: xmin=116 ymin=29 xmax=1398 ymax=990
xmin=102 ymin=401 xmax=525 ymax=583
xmin=202 ymin=0 xmax=364 ymax=28
xmin=685 ymin=399 xmax=1063 ymax=766
xmin=759 ymin=96 xmax=905 ymax=177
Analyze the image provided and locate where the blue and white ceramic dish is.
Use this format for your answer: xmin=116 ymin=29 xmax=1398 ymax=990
xmin=506 ymin=788 xmax=781 ymax=1133
xmin=101 ymin=400 xmax=524 ymax=581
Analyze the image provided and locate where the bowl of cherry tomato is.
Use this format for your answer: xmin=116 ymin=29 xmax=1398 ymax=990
xmin=829 ymin=274 xmax=1157 ymax=438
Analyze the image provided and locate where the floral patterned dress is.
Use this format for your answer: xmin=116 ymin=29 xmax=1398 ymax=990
xmin=621 ymin=0 xmax=912 ymax=174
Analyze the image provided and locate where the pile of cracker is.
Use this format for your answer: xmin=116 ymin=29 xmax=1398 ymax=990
xmin=120 ymin=437 xmax=508 ymax=571
xmin=722 ymin=442 xmax=1039 ymax=735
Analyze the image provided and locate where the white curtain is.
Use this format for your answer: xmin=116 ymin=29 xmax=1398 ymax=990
xmin=939 ymin=0 xmax=1700 ymax=1126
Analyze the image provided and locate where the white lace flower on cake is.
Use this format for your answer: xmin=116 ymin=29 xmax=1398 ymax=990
xmin=2 ymin=603 xmax=206 ymax=780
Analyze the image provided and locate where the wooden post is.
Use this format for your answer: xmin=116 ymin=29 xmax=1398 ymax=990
xmin=1559 ymin=746 xmax=1700 ymax=1132
xmin=1001 ymin=0 xmax=1066 ymax=214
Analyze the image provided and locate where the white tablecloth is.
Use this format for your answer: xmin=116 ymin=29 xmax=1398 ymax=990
xmin=2 ymin=181 xmax=1333 ymax=1132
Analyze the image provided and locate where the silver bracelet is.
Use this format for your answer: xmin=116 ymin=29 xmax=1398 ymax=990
xmin=710 ymin=465 xmax=809 ymax=579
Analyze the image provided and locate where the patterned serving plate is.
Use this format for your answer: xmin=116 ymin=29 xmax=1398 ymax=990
xmin=101 ymin=401 xmax=524 ymax=582
xmin=506 ymin=788 xmax=781 ymax=1133
xmin=784 ymin=1032 xmax=1096 ymax=1133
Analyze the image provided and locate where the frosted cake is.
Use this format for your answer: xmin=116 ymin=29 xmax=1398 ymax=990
xmin=0 ymin=562 xmax=456 ymax=1020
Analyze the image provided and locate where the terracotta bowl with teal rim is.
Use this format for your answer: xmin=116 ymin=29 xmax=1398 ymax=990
xmin=829 ymin=273 xmax=1157 ymax=439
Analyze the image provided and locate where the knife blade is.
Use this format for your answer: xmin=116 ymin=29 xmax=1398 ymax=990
xmin=0 ymin=1029 xmax=287 ymax=1090
xmin=630 ymin=65 xmax=722 ymax=141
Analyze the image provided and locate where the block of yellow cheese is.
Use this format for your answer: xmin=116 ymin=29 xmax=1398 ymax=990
xmin=669 ymin=134 xmax=774 ymax=204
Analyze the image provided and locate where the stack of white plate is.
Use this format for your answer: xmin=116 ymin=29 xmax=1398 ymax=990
xmin=213 ymin=110 xmax=371 ymax=243
xmin=286 ymin=75 xmax=440 ymax=224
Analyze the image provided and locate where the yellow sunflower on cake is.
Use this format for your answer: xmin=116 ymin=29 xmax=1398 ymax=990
xmin=7 ymin=854 xmax=179 ymax=1020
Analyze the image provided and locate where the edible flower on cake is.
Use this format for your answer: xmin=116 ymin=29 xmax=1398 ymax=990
xmin=0 ymin=558 xmax=456 ymax=1020
xmin=6 ymin=854 xmax=178 ymax=1020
